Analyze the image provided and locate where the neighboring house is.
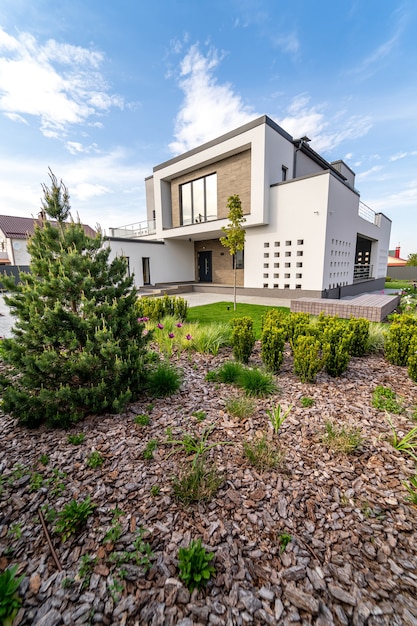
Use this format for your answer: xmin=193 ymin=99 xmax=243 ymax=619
xmin=0 ymin=214 xmax=96 ymax=267
xmin=387 ymin=246 xmax=407 ymax=267
xmin=109 ymin=115 xmax=391 ymax=298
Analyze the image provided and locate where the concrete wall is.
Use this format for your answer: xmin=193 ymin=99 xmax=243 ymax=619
xmin=387 ymin=266 xmax=417 ymax=281
xmin=105 ymin=238 xmax=194 ymax=288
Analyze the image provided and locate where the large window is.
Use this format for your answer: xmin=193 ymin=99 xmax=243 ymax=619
xmin=180 ymin=173 xmax=217 ymax=225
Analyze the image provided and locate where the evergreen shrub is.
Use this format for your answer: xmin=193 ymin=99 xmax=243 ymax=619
xmin=292 ymin=334 xmax=325 ymax=383
xmin=384 ymin=314 xmax=417 ymax=366
xmin=285 ymin=312 xmax=312 ymax=344
xmin=230 ymin=316 xmax=255 ymax=363
xmin=0 ymin=172 xmax=148 ymax=428
xmin=261 ymin=325 xmax=286 ymax=373
xmin=322 ymin=319 xmax=353 ymax=377
xmin=348 ymin=317 xmax=370 ymax=356
xmin=136 ymin=294 xmax=188 ymax=321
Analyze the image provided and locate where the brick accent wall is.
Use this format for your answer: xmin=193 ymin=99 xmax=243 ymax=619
xmin=194 ymin=239 xmax=244 ymax=286
xmin=171 ymin=149 xmax=251 ymax=228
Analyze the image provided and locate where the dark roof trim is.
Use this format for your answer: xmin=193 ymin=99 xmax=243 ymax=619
xmin=153 ymin=115 xmax=293 ymax=173
xmin=106 ymin=237 xmax=165 ymax=245
xmin=293 ymin=140 xmax=348 ymax=182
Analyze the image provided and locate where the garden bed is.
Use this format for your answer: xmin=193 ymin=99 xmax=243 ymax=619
xmin=1 ymin=345 xmax=417 ymax=626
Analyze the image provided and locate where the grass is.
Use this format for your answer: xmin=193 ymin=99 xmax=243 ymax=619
xmin=321 ymin=421 xmax=363 ymax=454
xmin=243 ymin=434 xmax=284 ymax=471
xmin=225 ymin=394 xmax=256 ymax=419
xmin=172 ymin=456 xmax=223 ymax=503
xmin=187 ymin=302 xmax=289 ymax=339
xmin=385 ymin=280 xmax=414 ymax=291
xmin=238 ymin=367 xmax=277 ymax=397
xmin=372 ymin=386 xmax=404 ymax=414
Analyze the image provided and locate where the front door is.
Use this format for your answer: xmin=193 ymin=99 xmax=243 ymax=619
xmin=198 ymin=251 xmax=212 ymax=282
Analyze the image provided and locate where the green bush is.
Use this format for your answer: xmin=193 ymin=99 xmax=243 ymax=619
xmin=237 ymin=367 xmax=276 ymax=397
xmin=408 ymin=334 xmax=417 ymax=382
xmin=230 ymin=316 xmax=255 ymax=364
xmin=215 ymin=361 xmax=245 ymax=384
xmin=261 ymin=309 xmax=287 ymax=332
xmin=177 ymin=539 xmax=216 ymax=591
xmin=292 ymin=335 xmax=325 ymax=383
xmin=348 ymin=317 xmax=370 ymax=356
xmin=136 ymin=294 xmax=188 ymax=321
xmin=384 ymin=314 xmax=417 ymax=366
xmin=261 ymin=325 xmax=286 ymax=373
xmin=285 ymin=312 xmax=312 ymax=344
xmin=146 ymin=361 xmax=182 ymax=397
xmin=322 ymin=319 xmax=352 ymax=377
xmin=0 ymin=173 xmax=148 ymax=428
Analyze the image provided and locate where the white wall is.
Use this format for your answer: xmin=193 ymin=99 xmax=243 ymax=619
xmin=105 ymin=238 xmax=194 ymax=288
xmin=244 ymin=172 xmax=331 ymax=290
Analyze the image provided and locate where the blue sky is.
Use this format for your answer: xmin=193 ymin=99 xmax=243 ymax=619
xmin=0 ymin=0 xmax=416 ymax=257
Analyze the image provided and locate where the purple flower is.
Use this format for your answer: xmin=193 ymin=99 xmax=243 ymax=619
xmin=186 ymin=334 xmax=192 ymax=341
xmin=168 ymin=332 xmax=175 ymax=339
xmin=157 ymin=323 xmax=164 ymax=329
xmin=137 ymin=316 xmax=150 ymax=323
xmin=143 ymin=329 xmax=149 ymax=336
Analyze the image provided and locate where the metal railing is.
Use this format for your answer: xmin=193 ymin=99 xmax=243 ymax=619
xmin=109 ymin=220 xmax=156 ymax=239
xmin=353 ymin=264 xmax=373 ymax=282
xmin=358 ymin=201 xmax=377 ymax=224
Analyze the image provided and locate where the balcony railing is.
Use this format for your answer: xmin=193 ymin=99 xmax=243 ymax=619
xmin=358 ymin=201 xmax=377 ymax=224
xmin=353 ymin=264 xmax=373 ymax=282
xmin=109 ymin=220 xmax=156 ymax=239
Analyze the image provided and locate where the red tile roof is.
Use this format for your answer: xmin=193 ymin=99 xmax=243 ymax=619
xmin=0 ymin=214 xmax=96 ymax=240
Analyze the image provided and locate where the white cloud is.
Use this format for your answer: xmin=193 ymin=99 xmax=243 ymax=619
xmin=169 ymin=44 xmax=257 ymax=154
xmin=71 ymin=182 xmax=109 ymax=201
xmin=356 ymin=165 xmax=384 ymax=180
xmin=3 ymin=111 xmax=28 ymax=124
xmin=0 ymin=26 xmax=123 ymax=139
xmin=390 ymin=150 xmax=417 ymax=162
xmin=277 ymin=94 xmax=372 ymax=153
xmin=273 ymin=32 xmax=300 ymax=55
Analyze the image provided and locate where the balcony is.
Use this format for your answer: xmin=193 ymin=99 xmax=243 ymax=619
xmin=109 ymin=220 xmax=156 ymax=239
xmin=353 ymin=264 xmax=373 ymax=282
xmin=358 ymin=202 xmax=377 ymax=225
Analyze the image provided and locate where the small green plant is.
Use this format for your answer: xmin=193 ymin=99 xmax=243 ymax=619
xmin=192 ymin=410 xmax=206 ymax=422
xmin=403 ymin=474 xmax=417 ymax=505
xmin=191 ymin=323 xmax=231 ymax=355
xmin=146 ymin=403 xmax=154 ymax=413
xmin=131 ymin=527 xmax=154 ymax=571
xmin=46 ymin=468 xmax=67 ymax=497
xmin=0 ymin=565 xmax=24 ymax=626
xmin=231 ymin=316 xmax=255 ymax=364
xmin=103 ymin=521 xmax=123 ymax=544
xmin=292 ymin=334 xmax=325 ymax=383
xmin=55 ymin=496 xmax=95 ymax=542
xmin=278 ymin=532 xmax=292 ymax=554
xmin=78 ymin=554 xmax=98 ymax=589
xmin=134 ymin=413 xmax=150 ymax=426
xmin=87 ymin=451 xmax=104 ymax=468
xmin=172 ymin=456 xmax=223 ymax=503
xmin=61 ymin=577 xmax=75 ymax=589
xmin=321 ymin=421 xmax=363 ymax=454
xmin=147 ymin=361 xmax=182 ymax=397
xmin=205 ymin=370 xmax=218 ymax=382
xmin=67 ymin=433 xmax=85 ymax=445
xmin=243 ymin=434 xmax=284 ymax=471
xmin=267 ymin=404 xmax=292 ymax=435
xmin=301 ymin=396 xmax=314 ymax=408
xmin=225 ymin=395 xmax=256 ymax=419
xmin=108 ymin=577 xmax=124 ymax=603
xmin=177 ymin=538 xmax=216 ymax=591
xmin=8 ymin=464 xmax=30 ymax=485
xmin=143 ymin=439 xmax=158 ymax=460
xmin=385 ymin=416 xmax=417 ymax=461
xmin=165 ymin=424 xmax=231 ymax=464
xmin=372 ymin=386 xmax=403 ymax=414
xmin=39 ymin=454 xmax=50 ymax=466
xmin=7 ymin=523 xmax=22 ymax=541
xmin=29 ymin=472 xmax=44 ymax=492
xmin=150 ymin=484 xmax=160 ymax=496
xmin=368 ymin=323 xmax=386 ymax=353
xmin=238 ymin=367 xmax=276 ymax=397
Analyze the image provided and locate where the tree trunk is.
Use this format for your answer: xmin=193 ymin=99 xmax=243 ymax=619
xmin=234 ymin=266 xmax=237 ymax=311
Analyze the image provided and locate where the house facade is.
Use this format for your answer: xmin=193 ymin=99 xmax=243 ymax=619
xmin=110 ymin=115 xmax=391 ymax=297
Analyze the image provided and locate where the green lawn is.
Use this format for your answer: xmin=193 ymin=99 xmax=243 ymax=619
xmin=385 ymin=280 xmax=416 ymax=291
xmin=187 ymin=301 xmax=289 ymax=339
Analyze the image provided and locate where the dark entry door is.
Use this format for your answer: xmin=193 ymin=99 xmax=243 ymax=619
xmin=198 ymin=251 xmax=212 ymax=282
xmin=142 ymin=257 xmax=151 ymax=285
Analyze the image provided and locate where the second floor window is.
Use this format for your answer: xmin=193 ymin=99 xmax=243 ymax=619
xmin=180 ymin=173 xmax=217 ymax=225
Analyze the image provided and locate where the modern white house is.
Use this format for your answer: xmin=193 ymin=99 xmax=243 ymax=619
xmin=108 ymin=115 xmax=391 ymax=299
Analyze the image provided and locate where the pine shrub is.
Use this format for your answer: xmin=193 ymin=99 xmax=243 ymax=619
xmin=230 ymin=316 xmax=255 ymax=364
xmin=292 ymin=335 xmax=325 ymax=383
xmin=0 ymin=172 xmax=149 ymax=428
